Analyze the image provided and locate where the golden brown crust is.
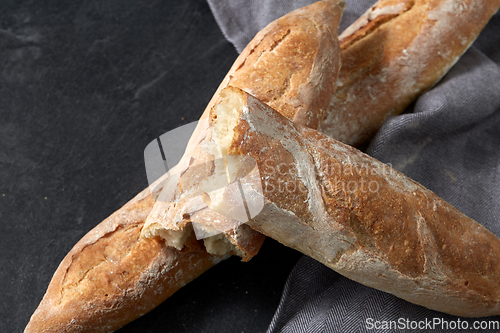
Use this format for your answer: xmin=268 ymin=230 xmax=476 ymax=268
xmin=215 ymin=87 xmax=500 ymax=317
xmin=320 ymin=0 xmax=500 ymax=147
xmin=24 ymin=189 xmax=219 ymax=333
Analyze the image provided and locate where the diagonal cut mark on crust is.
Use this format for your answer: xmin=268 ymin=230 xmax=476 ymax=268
xmin=59 ymin=224 xmax=143 ymax=305
xmin=340 ymin=0 xmax=415 ymax=49
xmin=268 ymin=28 xmax=291 ymax=53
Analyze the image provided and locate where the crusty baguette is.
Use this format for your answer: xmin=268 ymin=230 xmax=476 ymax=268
xmin=24 ymin=188 xmax=222 ymax=333
xmin=206 ymin=86 xmax=500 ymax=317
xmin=24 ymin=1 xmax=345 ymax=332
xmin=320 ymin=0 xmax=500 ymax=147
xmin=142 ymin=0 xmax=345 ymax=258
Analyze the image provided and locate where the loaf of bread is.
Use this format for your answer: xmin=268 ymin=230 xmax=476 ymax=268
xmin=24 ymin=1 xmax=345 ymax=332
xmin=206 ymin=86 xmax=500 ymax=317
xmin=320 ymin=0 xmax=500 ymax=147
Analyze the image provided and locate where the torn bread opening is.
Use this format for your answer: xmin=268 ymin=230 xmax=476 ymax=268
xmin=146 ymin=88 xmax=259 ymax=259
xmin=203 ymin=232 xmax=246 ymax=258
xmin=141 ymin=222 xmax=194 ymax=251
xmin=212 ymin=88 xmax=245 ymax=156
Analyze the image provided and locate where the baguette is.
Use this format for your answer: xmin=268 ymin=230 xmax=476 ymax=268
xmin=321 ymin=0 xmax=500 ymax=147
xmin=204 ymin=86 xmax=500 ymax=317
xmin=24 ymin=1 xmax=345 ymax=332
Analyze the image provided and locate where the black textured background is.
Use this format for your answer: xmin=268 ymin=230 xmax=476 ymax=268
xmin=0 ymin=0 xmax=301 ymax=332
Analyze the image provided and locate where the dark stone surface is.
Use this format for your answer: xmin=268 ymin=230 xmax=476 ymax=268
xmin=0 ymin=0 xmax=301 ymax=332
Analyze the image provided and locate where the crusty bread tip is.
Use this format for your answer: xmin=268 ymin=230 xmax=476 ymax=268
xmin=24 ymin=189 xmax=221 ymax=333
xmin=322 ymin=0 xmax=500 ymax=147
